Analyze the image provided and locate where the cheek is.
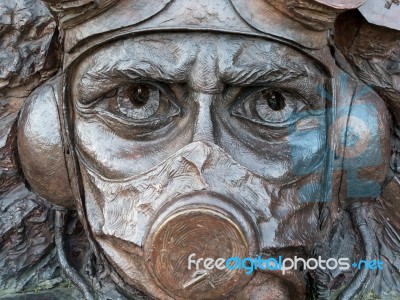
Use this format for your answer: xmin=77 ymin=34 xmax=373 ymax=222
xmin=214 ymin=110 xmax=327 ymax=182
xmin=74 ymin=114 xmax=194 ymax=179
xmin=288 ymin=114 xmax=327 ymax=177
xmin=286 ymin=93 xmax=391 ymax=201
xmin=215 ymin=128 xmax=293 ymax=180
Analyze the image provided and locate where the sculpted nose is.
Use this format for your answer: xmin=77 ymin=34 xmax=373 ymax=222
xmin=192 ymin=92 xmax=216 ymax=143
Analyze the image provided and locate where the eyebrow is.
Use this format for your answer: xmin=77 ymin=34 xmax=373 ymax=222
xmin=87 ymin=57 xmax=193 ymax=84
xmin=75 ymin=37 xmax=325 ymax=101
xmin=219 ymin=43 xmax=324 ymax=86
xmin=221 ymin=64 xmax=309 ymax=86
xmin=75 ymin=41 xmax=196 ymax=102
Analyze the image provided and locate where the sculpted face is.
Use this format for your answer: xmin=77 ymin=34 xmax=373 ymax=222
xmin=64 ymin=33 xmax=387 ymax=299
xmin=16 ymin=30 xmax=390 ymax=299
xmin=71 ymin=33 xmax=327 ymax=180
xmin=69 ymin=33 xmax=327 ymax=298
xmin=9 ymin=0 xmax=399 ymax=298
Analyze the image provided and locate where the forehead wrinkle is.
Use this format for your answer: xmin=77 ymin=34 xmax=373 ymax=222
xmin=117 ymin=38 xmax=197 ymax=82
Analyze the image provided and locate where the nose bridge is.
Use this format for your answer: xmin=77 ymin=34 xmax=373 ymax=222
xmin=192 ymin=92 xmax=216 ymax=143
xmin=189 ymin=40 xmax=222 ymax=93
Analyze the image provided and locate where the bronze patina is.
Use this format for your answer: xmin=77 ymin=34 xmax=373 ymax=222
xmin=1 ymin=0 xmax=400 ymax=299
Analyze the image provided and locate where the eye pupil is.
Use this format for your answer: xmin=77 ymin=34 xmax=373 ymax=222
xmin=128 ymin=84 xmax=150 ymax=107
xmin=262 ymin=90 xmax=286 ymax=111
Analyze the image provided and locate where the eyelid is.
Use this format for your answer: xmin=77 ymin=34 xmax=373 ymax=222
xmin=232 ymin=77 xmax=325 ymax=108
xmin=77 ymin=79 xmax=173 ymax=104
xmin=76 ymin=80 xmax=174 ymax=107
xmin=231 ymin=86 xmax=318 ymax=128
xmin=76 ymin=81 xmax=181 ymax=127
xmin=94 ymin=108 xmax=179 ymax=127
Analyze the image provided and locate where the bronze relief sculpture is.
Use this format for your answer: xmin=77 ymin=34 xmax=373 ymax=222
xmin=1 ymin=0 xmax=400 ymax=299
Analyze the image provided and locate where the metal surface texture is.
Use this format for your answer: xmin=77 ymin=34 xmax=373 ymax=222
xmin=1 ymin=0 xmax=400 ymax=299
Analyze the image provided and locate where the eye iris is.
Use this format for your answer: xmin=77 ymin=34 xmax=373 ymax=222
xmin=117 ymin=84 xmax=161 ymax=120
xmin=262 ymin=90 xmax=286 ymax=111
xmin=252 ymin=89 xmax=295 ymax=124
xmin=128 ymin=84 xmax=150 ymax=107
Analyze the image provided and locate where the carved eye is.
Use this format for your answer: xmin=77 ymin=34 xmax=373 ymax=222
xmin=117 ymin=84 xmax=161 ymax=119
xmin=97 ymin=82 xmax=180 ymax=123
xmin=233 ymin=88 xmax=299 ymax=126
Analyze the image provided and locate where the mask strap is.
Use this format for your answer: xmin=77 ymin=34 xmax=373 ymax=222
xmin=318 ymin=76 xmax=375 ymax=299
xmin=54 ymin=72 xmax=96 ymax=299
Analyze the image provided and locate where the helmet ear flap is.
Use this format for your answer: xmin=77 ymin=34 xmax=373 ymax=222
xmin=17 ymin=76 xmax=74 ymax=209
